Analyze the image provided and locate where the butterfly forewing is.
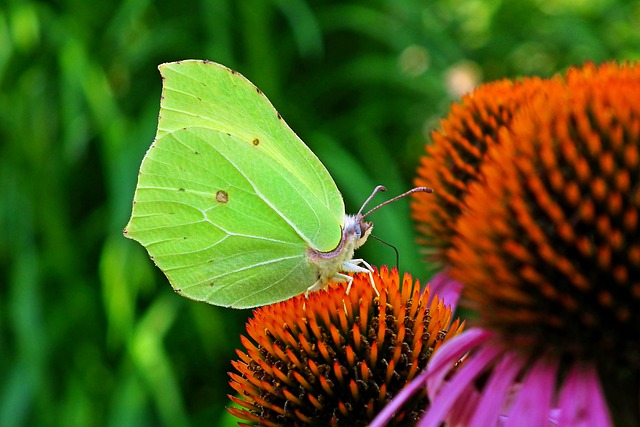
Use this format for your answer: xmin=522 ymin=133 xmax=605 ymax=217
xmin=157 ymin=61 xmax=344 ymax=236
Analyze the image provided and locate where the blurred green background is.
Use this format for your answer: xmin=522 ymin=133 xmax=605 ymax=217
xmin=1 ymin=0 xmax=638 ymax=425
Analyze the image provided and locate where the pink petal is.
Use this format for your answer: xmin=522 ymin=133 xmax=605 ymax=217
xmin=557 ymin=363 xmax=612 ymax=427
xmin=448 ymin=382 xmax=481 ymax=426
xmin=468 ymin=351 xmax=524 ymax=427
xmin=427 ymin=271 xmax=463 ymax=311
xmin=418 ymin=344 xmax=502 ymax=427
xmin=504 ymin=356 xmax=558 ymax=427
xmin=427 ymin=328 xmax=494 ymax=393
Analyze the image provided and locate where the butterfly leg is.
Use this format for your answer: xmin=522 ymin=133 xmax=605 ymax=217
xmin=305 ymin=272 xmax=352 ymax=297
xmin=341 ymin=259 xmax=379 ymax=296
xmin=305 ymin=279 xmax=325 ymax=296
xmin=305 ymin=259 xmax=378 ymax=297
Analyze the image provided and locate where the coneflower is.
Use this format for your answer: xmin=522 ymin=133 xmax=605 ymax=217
xmin=227 ymin=267 xmax=464 ymax=426
xmin=380 ymin=61 xmax=640 ymax=426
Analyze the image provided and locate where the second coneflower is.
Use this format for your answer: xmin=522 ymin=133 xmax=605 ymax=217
xmin=227 ymin=267 xmax=464 ymax=426
xmin=379 ymin=61 xmax=640 ymax=427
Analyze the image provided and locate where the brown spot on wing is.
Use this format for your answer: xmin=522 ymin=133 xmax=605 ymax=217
xmin=216 ymin=190 xmax=229 ymax=204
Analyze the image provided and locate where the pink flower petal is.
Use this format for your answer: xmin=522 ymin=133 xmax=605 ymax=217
xmin=557 ymin=363 xmax=612 ymax=427
xmin=468 ymin=351 xmax=524 ymax=427
xmin=418 ymin=344 xmax=502 ymax=427
xmin=448 ymin=383 xmax=481 ymax=426
xmin=427 ymin=271 xmax=463 ymax=311
xmin=427 ymin=328 xmax=494 ymax=393
xmin=504 ymin=356 xmax=558 ymax=427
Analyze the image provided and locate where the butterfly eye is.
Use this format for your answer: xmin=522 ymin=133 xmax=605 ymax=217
xmin=354 ymin=222 xmax=362 ymax=238
xmin=359 ymin=220 xmax=373 ymax=238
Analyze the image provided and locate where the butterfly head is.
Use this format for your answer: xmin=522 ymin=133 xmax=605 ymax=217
xmin=344 ymin=214 xmax=373 ymax=250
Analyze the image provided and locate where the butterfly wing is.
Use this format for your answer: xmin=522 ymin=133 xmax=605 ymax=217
xmin=125 ymin=61 xmax=345 ymax=308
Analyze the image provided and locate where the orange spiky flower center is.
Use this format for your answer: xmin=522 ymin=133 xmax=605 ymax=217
xmin=228 ymin=267 xmax=463 ymax=426
xmin=445 ymin=62 xmax=640 ymax=366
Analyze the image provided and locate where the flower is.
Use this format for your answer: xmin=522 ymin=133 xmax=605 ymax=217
xmin=390 ymin=61 xmax=640 ymax=427
xmin=227 ymin=267 xmax=464 ymax=426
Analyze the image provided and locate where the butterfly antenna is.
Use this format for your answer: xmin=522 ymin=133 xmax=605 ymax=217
xmin=357 ymin=185 xmax=387 ymax=216
xmin=369 ymin=234 xmax=400 ymax=267
xmin=362 ymin=186 xmax=433 ymax=218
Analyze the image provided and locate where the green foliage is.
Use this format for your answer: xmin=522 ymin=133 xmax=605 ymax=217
xmin=1 ymin=0 xmax=638 ymax=425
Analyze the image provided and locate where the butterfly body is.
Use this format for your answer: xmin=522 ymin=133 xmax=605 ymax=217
xmin=306 ymin=214 xmax=374 ymax=294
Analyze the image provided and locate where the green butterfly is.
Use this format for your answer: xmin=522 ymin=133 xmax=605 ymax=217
xmin=124 ymin=60 xmax=429 ymax=308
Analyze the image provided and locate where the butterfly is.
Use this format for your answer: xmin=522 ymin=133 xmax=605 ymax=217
xmin=124 ymin=60 xmax=430 ymax=308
